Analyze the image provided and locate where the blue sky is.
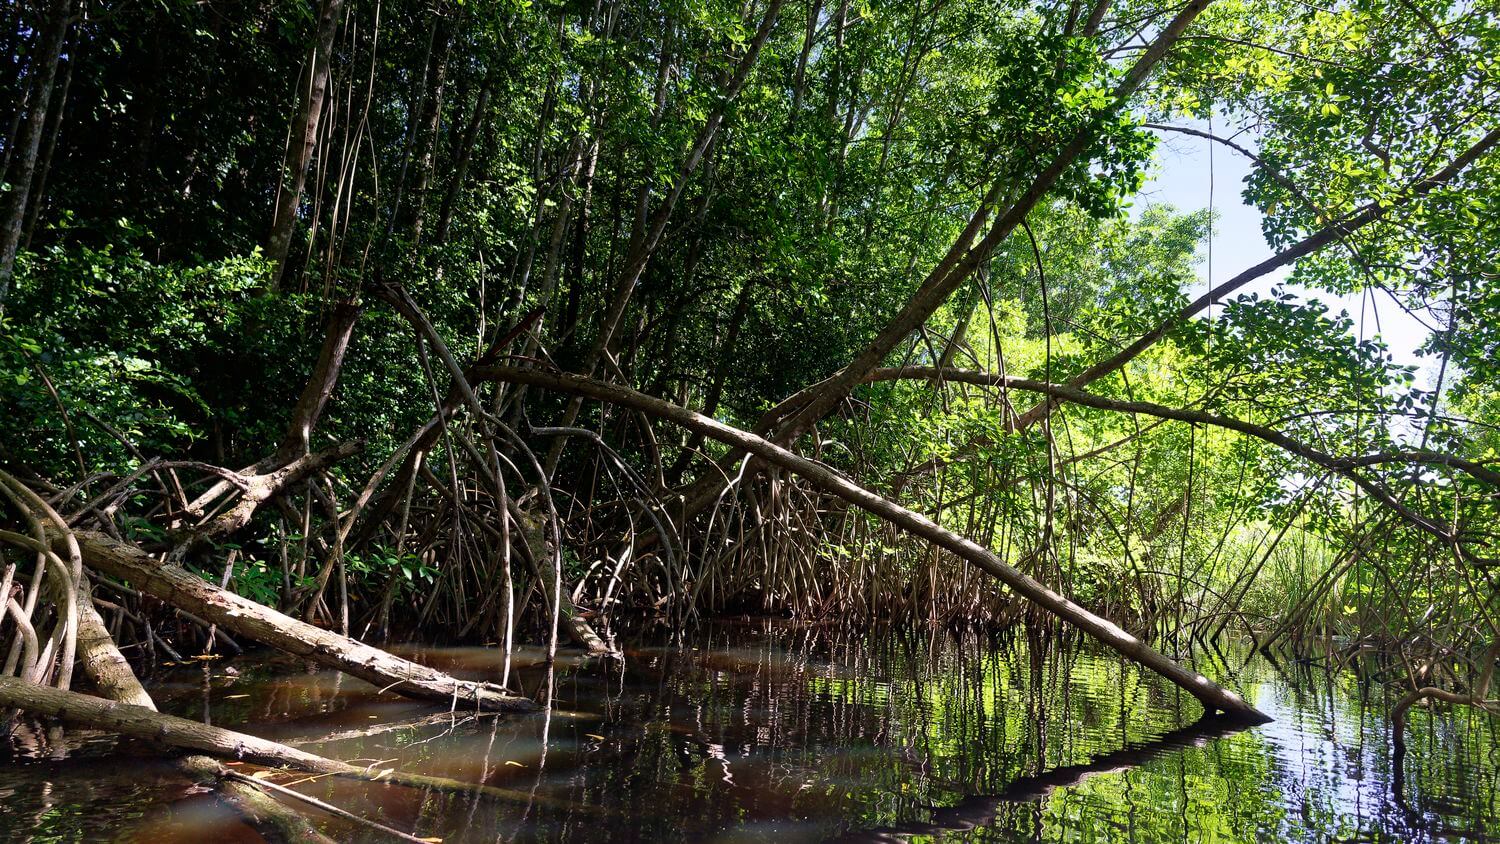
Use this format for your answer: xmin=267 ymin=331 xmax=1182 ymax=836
xmin=1135 ymin=121 xmax=1438 ymax=384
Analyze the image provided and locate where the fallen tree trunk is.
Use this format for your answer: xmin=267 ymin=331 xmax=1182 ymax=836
xmin=0 ymin=676 xmax=574 ymax=808
xmin=68 ymin=620 xmax=334 ymax=843
xmin=174 ymin=756 xmax=338 ymax=844
xmin=72 ymin=608 xmax=335 ymax=844
xmin=8 ymin=473 xmax=408 ymax=840
xmin=70 ymin=529 xmax=533 ymax=712
xmin=472 ymin=365 xmax=1271 ymax=722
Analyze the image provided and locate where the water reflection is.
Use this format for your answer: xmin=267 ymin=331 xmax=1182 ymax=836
xmin=0 ymin=626 xmax=1495 ymax=842
xmin=830 ymin=713 xmax=1257 ymax=842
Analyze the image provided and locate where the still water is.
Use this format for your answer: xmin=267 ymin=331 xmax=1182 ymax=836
xmin=1 ymin=625 xmax=1496 ymax=842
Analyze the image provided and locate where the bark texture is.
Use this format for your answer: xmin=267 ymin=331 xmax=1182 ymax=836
xmin=72 ymin=583 xmax=154 ymax=708
xmin=72 ymin=529 xmax=533 ymax=711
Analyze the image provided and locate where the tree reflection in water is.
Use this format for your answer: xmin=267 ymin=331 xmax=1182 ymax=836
xmin=1 ymin=625 xmax=1496 ymax=842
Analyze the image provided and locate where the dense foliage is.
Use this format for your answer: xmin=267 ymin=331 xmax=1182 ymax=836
xmin=1 ymin=0 xmax=1497 ymax=707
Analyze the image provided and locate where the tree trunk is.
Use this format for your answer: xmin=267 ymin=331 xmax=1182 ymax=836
xmin=20 ymin=23 xmax=74 ymax=251
xmin=434 ymin=69 xmax=496 ymax=244
xmin=266 ymin=0 xmax=346 ymax=289
xmin=71 ymin=594 xmax=335 ymax=843
xmin=277 ymin=302 xmax=362 ymax=459
xmin=407 ymin=20 xmax=453 ymax=245
xmin=789 ymin=0 xmax=823 ymax=120
xmin=180 ymin=301 xmax=362 ymax=527
xmin=73 ymin=582 xmax=154 ymax=708
xmin=71 ymin=529 xmax=533 ymax=711
xmin=0 ymin=676 xmax=561 ymax=806
xmin=0 ymin=0 xmax=72 ymax=305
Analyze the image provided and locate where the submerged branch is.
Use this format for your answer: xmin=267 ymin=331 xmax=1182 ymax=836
xmin=0 ymin=676 xmax=574 ymax=808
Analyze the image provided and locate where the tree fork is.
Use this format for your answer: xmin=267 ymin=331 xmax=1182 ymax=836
xmin=771 ymin=0 xmax=1216 ymax=446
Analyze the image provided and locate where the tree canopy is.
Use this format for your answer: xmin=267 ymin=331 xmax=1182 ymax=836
xmin=1 ymin=0 xmax=1497 ymax=708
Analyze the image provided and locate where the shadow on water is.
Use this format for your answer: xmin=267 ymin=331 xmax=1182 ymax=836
xmin=0 ymin=624 xmax=1497 ymax=842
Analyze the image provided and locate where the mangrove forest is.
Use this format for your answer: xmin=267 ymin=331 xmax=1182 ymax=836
xmin=0 ymin=0 xmax=1497 ymax=838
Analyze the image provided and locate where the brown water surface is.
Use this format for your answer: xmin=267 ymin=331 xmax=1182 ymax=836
xmin=1 ymin=626 xmax=1496 ymax=842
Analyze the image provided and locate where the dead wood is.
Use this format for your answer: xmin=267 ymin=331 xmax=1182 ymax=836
xmin=0 ymin=676 xmax=578 ymax=809
xmin=71 ymin=528 xmax=534 ymax=712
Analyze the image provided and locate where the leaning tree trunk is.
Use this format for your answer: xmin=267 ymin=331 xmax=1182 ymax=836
xmin=20 ymin=19 xmax=75 ymax=251
xmin=181 ymin=301 xmax=363 ymax=526
xmin=474 ymin=365 xmax=1271 ymax=722
xmin=771 ymin=0 xmax=1212 ymax=446
xmin=1006 ymin=126 xmax=1500 ymax=433
xmin=277 ymin=302 xmax=362 ymax=459
xmin=657 ymin=0 xmax=1214 ymax=535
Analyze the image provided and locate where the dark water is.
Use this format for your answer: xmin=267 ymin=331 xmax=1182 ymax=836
xmin=2 ymin=625 xmax=1497 ymax=842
